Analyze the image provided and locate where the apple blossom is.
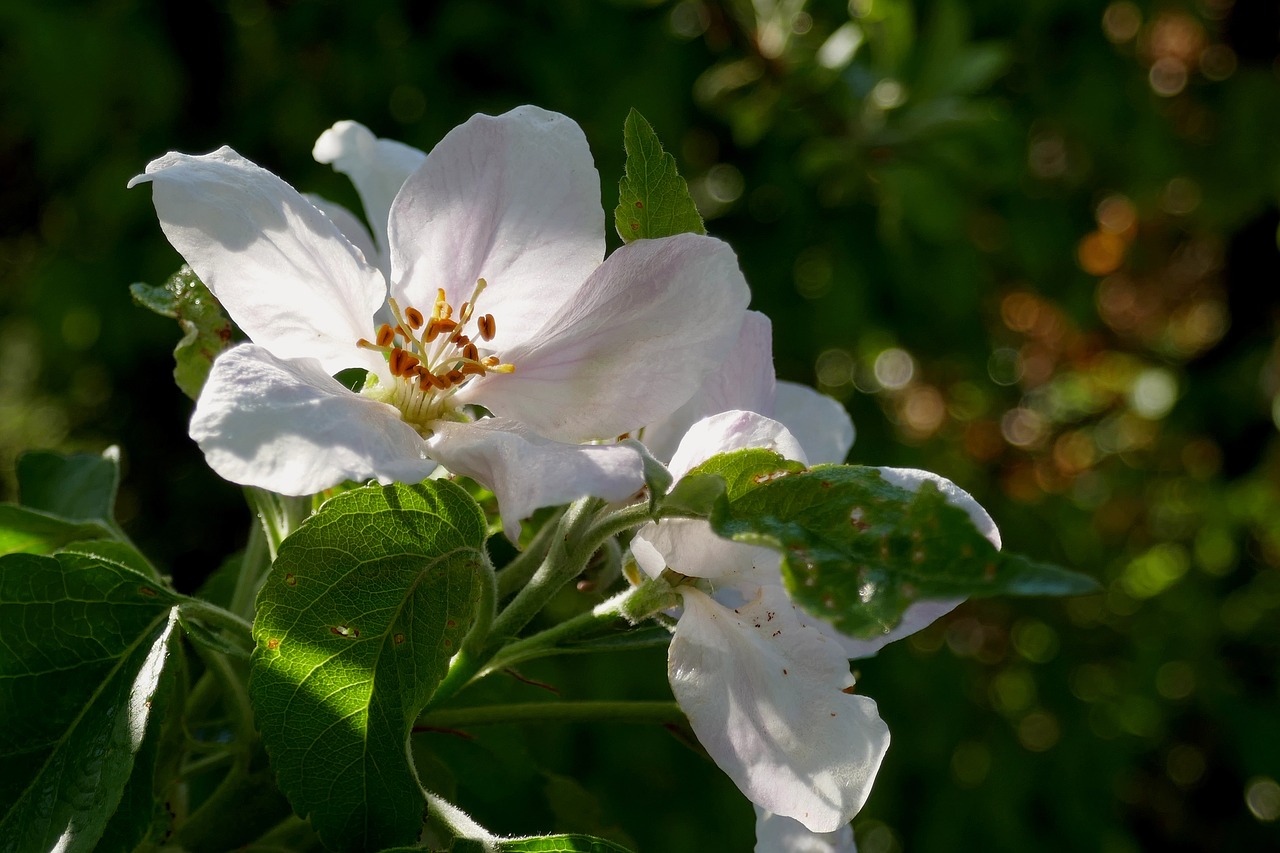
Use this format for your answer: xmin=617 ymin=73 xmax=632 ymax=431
xmin=129 ymin=106 xmax=750 ymax=534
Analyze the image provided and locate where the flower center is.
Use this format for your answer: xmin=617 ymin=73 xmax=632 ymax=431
xmin=356 ymin=278 xmax=514 ymax=432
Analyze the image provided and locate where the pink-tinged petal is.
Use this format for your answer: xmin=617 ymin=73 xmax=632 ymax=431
xmin=827 ymin=467 xmax=999 ymax=658
xmin=190 ymin=344 xmax=435 ymax=495
xmin=459 ymin=234 xmax=750 ymax=442
xmin=774 ymin=382 xmax=855 ymax=465
xmin=312 ymin=120 xmax=426 ymax=270
xmin=670 ymin=587 xmax=889 ymax=832
xmin=755 ymin=807 xmax=857 ymax=853
xmin=425 ymin=418 xmax=644 ymax=541
xmin=643 ymin=311 xmax=777 ymax=463
xmin=388 ymin=106 xmax=604 ymax=349
xmin=632 ymin=519 xmax=781 ymax=586
xmin=667 ymin=410 xmax=805 ymax=481
xmin=130 ymin=147 xmax=386 ymax=377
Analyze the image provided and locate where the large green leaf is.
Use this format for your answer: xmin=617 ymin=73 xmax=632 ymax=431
xmin=250 ymin=481 xmax=488 ymax=852
xmin=16 ymin=446 xmax=120 ymax=524
xmin=0 ymin=551 xmax=181 ymax=853
xmin=130 ymin=265 xmax=232 ymax=399
xmin=614 ymin=108 xmax=705 ymax=242
xmin=683 ymin=451 xmax=1097 ymax=637
xmin=0 ymin=504 xmax=111 ymax=557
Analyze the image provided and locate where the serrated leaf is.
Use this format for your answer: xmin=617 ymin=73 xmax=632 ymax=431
xmin=16 ymin=446 xmax=120 ymax=524
xmin=690 ymin=453 xmax=1097 ymax=637
xmin=250 ymin=481 xmax=488 ymax=852
xmin=131 ymin=265 xmax=233 ymax=399
xmin=494 ymin=836 xmax=635 ymax=853
xmin=0 ymin=552 xmax=181 ymax=853
xmin=0 ymin=504 xmax=112 ymax=556
xmin=614 ymin=108 xmax=705 ymax=243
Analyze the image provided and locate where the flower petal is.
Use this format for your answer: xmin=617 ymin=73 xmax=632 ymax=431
xmin=875 ymin=467 xmax=1001 ymax=549
xmin=773 ymin=382 xmax=855 ymax=465
xmin=425 ymin=418 xmax=644 ymax=541
xmin=458 ymin=233 xmax=750 ymax=443
xmin=130 ymin=147 xmax=386 ymax=377
xmin=388 ymin=106 xmax=604 ymax=350
xmin=642 ymin=310 xmax=777 ymax=463
xmin=190 ymin=344 xmax=435 ymax=494
xmin=755 ymin=807 xmax=857 ymax=853
xmin=303 ymin=193 xmax=380 ymax=271
xmin=667 ymin=410 xmax=805 ymax=481
xmin=670 ymin=586 xmax=889 ymax=832
xmin=312 ymin=120 xmax=426 ymax=271
xmin=632 ymin=519 xmax=780 ymax=587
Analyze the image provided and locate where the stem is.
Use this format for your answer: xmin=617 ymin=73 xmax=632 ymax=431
xmin=494 ymin=506 xmax=564 ymax=599
xmin=229 ymin=513 xmax=270 ymax=619
xmin=424 ymin=787 xmax=497 ymax=850
xmin=417 ymin=700 xmax=685 ymax=730
xmin=179 ymin=598 xmax=255 ymax=649
xmin=430 ymin=548 xmax=498 ymax=706
xmin=482 ymin=581 xmax=676 ymax=675
xmin=487 ymin=497 xmax=601 ymax=648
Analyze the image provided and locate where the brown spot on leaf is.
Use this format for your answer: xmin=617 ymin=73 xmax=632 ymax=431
xmin=285 ymin=573 xmax=297 ymax=586
xmin=266 ymin=638 xmax=280 ymax=651
xmin=634 ymin=200 xmax=644 ymax=209
xmin=138 ymin=586 xmax=157 ymax=597
xmin=394 ymin=633 xmax=406 ymax=645
xmin=330 ymin=624 xmax=359 ymax=639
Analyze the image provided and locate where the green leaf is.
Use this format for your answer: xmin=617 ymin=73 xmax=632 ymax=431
xmin=130 ymin=265 xmax=232 ymax=399
xmin=614 ymin=108 xmax=705 ymax=242
xmin=0 ymin=504 xmax=112 ymax=556
xmin=663 ymin=448 xmax=806 ymax=516
xmin=619 ymin=438 xmax=672 ymax=516
xmin=250 ymin=481 xmax=488 ymax=852
xmin=0 ymin=551 xmax=181 ymax=853
xmin=692 ymin=453 xmax=1097 ymax=637
xmin=494 ymin=835 xmax=636 ymax=853
xmin=16 ymin=446 xmax=120 ymax=524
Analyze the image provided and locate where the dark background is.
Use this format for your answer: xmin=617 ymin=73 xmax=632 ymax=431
xmin=2 ymin=0 xmax=1279 ymax=850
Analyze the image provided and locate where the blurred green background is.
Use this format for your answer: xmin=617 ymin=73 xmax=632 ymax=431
xmin=3 ymin=0 xmax=1279 ymax=850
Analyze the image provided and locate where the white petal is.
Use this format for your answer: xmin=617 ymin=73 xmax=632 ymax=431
xmin=643 ymin=310 xmax=777 ymax=463
xmin=425 ymin=418 xmax=644 ymax=541
xmin=755 ymin=807 xmax=857 ymax=853
xmin=388 ymin=106 xmax=604 ymax=350
xmin=875 ymin=467 xmax=1001 ymax=549
xmin=457 ymin=234 xmax=750 ymax=443
xmin=304 ymin=192 xmax=380 ymax=275
xmin=312 ymin=120 xmax=426 ymax=270
xmin=130 ymin=147 xmax=386 ymax=377
xmin=667 ymin=410 xmax=806 ymax=481
xmin=632 ymin=519 xmax=781 ymax=586
xmin=826 ymin=598 xmax=963 ymax=660
xmin=774 ymin=383 xmax=855 ymax=465
xmin=670 ymin=587 xmax=889 ymax=832
xmin=190 ymin=344 xmax=435 ymax=494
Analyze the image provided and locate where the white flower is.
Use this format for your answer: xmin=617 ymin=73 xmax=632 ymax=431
xmin=130 ymin=107 xmax=750 ymax=535
xmin=755 ymin=806 xmax=857 ymax=853
xmin=631 ymin=402 xmax=1002 ymax=833
xmin=632 ymin=410 xmax=889 ymax=833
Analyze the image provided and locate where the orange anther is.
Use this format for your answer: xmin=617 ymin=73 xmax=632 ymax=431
xmin=478 ymin=314 xmax=496 ymax=341
xmin=446 ymin=369 xmax=465 ymax=384
xmin=435 ymin=319 xmax=458 ymax=334
xmin=463 ymin=342 xmax=479 ymax=362
xmin=376 ymin=324 xmax=395 ymax=347
xmin=404 ymin=307 xmax=424 ymax=329
xmin=461 ymin=363 xmax=486 ymax=376
xmin=483 ymin=356 xmax=500 ymax=367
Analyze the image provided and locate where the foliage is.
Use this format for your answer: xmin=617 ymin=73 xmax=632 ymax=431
xmin=1 ymin=0 xmax=1278 ymax=850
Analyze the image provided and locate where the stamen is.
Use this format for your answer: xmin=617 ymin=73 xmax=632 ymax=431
xmin=483 ymin=356 xmax=500 ymax=367
xmin=376 ymin=324 xmax=395 ymax=347
xmin=431 ymin=288 xmax=447 ymax=321
xmin=435 ymin=319 xmax=459 ymax=335
xmin=446 ymin=369 xmax=465 ymax=385
xmin=461 ymin=363 xmax=486 ymax=377
xmin=478 ymin=314 xmax=496 ymax=341
xmin=452 ymin=333 xmax=471 ymax=347
xmin=463 ymin=342 xmax=479 ymax=362
xmin=404 ymin=307 xmax=424 ymax=330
